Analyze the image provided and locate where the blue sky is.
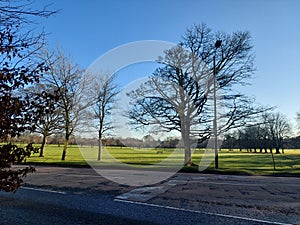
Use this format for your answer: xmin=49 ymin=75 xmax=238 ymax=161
xmin=34 ymin=0 xmax=300 ymax=126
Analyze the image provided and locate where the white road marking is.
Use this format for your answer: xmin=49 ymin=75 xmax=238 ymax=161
xmin=198 ymin=181 xmax=267 ymax=186
xmin=54 ymin=173 xmax=100 ymax=177
xmin=114 ymin=198 xmax=292 ymax=225
xmin=21 ymin=186 xmax=67 ymax=195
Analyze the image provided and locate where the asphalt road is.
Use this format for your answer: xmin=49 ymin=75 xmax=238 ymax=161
xmin=0 ymin=166 xmax=299 ymax=225
xmin=0 ymin=187 xmax=285 ymax=225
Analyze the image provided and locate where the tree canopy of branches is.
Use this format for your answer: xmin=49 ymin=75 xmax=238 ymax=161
xmin=128 ymin=24 xmax=267 ymax=166
xmin=40 ymin=48 xmax=90 ymax=160
xmin=0 ymin=0 xmax=55 ymax=192
xmin=86 ymin=73 xmax=119 ymax=161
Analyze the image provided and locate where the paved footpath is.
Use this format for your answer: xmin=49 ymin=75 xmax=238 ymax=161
xmin=22 ymin=166 xmax=300 ymax=225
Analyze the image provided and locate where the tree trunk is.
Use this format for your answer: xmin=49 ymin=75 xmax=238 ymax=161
xmin=184 ymin=143 xmax=192 ymax=166
xmin=97 ymin=131 xmax=102 ymax=161
xmin=39 ymin=135 xmax=47 ymax=157
xmin=181 ymin=122 xmax=192 ymax=166
xmin=61 ymin=138 xmax=68 ymax=160
xmin=97 ymin=142 xmax=102 ymax=161
xmin=275 ymin=147 xmax=280 ymax=154
xmin=270 ymin=148 xmax=276 ymax=170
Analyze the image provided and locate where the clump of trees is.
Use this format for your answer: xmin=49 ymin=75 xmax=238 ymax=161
xmin=223 ymin=112 xmax=291 ymax=154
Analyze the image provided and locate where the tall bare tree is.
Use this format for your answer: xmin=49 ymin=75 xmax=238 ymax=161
xmin=40 ymin=48 xmax=89 ymax=160
xmin=87 ymin=74 xmax=119 ymax=160
xmin=128 ymin=24 xmax=266 ymax=166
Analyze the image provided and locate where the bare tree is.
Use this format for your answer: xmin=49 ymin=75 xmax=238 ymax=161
xmin=30 ymin=84 xmax=63 ymax=157
xmin=88 ymin=74 xmax=119 ymax=161
xmin=0 ymin=0 xmax=56 ymax=26
xmin=128 ymin=24 xmax=266 ymax=166
xmin=264 ymin=112 xmax=291 ymax=154
xmin=40 ymin=48 xmax=90 ymax=160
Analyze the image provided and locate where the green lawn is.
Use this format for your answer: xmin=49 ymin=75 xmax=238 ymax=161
xmin=27 ymin=144 xmax=88 ymax=166
xmin=206 ymin=149 xmax=300 ymax=176
xmin=26 ymin=144 xmax=300 ymax=176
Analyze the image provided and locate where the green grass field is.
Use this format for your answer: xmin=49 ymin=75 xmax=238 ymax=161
xmin=26 ymin=144 xmax=300 ymax=176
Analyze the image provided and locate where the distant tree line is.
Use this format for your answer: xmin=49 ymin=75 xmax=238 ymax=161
xmin=222 ymin=134 xmax=300 ymax=152
xmin=221 ymin=112 xmax=292 ymax=154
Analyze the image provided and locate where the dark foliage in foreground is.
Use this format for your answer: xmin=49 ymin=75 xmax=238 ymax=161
xmin=0 ymin=0 xmax=56 ymax=192
xmin=0 ymin=143 xmax=39 ymax=192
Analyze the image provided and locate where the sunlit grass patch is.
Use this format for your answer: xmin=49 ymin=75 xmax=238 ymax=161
xmin=25 ymin=144 xmax=300 ymax=175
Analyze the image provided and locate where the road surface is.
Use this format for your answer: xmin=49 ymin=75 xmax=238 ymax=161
xmin=0 ymin=166 xmax=298 ymax=224
xmin=0 ymin=187 xmax=289 ymax=225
